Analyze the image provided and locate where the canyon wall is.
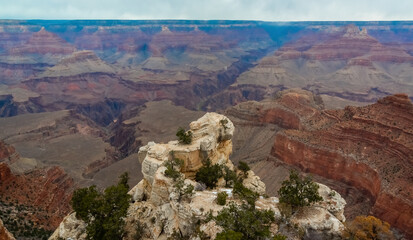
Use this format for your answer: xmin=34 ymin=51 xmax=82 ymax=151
xmin=271 ymin=93 xmax=413 ymax=237
xmin=0 ymin=162 xmax=74 ymax=230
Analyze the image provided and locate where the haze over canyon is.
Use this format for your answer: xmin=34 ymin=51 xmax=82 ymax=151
xmin=0 ymin=20 xmax=412 ymax=239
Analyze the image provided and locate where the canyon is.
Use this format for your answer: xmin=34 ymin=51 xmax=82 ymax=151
xmin=225 ymin=90 xmax=413 ymax=238
xmin=0 ymin=20 xmax=412 ymax=239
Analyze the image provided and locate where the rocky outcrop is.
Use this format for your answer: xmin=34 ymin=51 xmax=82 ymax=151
xmin=0 ymin=141 xmax=16 ymax=161
xmin=48 ymin=212 xmax=86 ymax=240
xmin=273 ymin=93 xmax=413 ymax=238
xmin=50 ymin=112 xmax=347 ymax=240
xmin=0 ymin=219 xmax=15 ymax=240
xmin=226 ymin=89 xmax=324 ymax=130
xmin=134 ymin=112 xmax=236 ymax=203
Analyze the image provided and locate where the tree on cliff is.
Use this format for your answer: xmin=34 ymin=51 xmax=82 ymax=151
xmin=278 ymin=170 xmax=322 ymax=211
xmin=215 ymin=202 xmax=275 ymax=240
xmin=71 ymin=172 xmax=131 ymax=240
xmin=195 ymin=158 xmax=223 ymax=189
xmin=176 ymin=127 xmax=192 ymax=144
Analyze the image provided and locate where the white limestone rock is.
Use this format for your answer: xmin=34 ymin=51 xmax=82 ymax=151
xmin=316 ymin=183 xmax=346 ymax=222
xmin=200 ymin=221 xmax=223 ymax=240
xmin=242 ymin=170 xmax=266 ymax=195
xmin=288 ymin=184 xmax=347 ymax=240
xmin=48 ymin=212 xmax=86 ymax=240
xmin=290 ymin=206 xmax=345 ymax=240
xmin=255 ymin=197 xmax=282 ymax=220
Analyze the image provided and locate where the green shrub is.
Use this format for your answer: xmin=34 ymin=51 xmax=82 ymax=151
xmin=273 ymin=234 xmax=288 ymax=240
xmin=70 ymin=185 xmax=101 ymax=221
xmin=71 ymin=172 xmax=131 ymax=240
xmin=278 ymin=170 xmax=322 ymax=211
xmin=164 ymin=157 xmax=184 ymax=181
xmin=237 ymin=161 xmax=250 ymax=178
xmin=217 ymin=192 xmax=228 ymax=206
xmin=118 ymin=172 xmax=130 ymax=189
xmin=219 ymin=119 xmax=229 ymax=130
xmin=223 ymin=166 xmax=237 ymax=187
xmin=174 ymin=178 xmax=194 ymax=201
xmin=216 ymin=230 xmax=243 ymax=240
xmin=176 ymin=127 xmax=193 ymax=144
xmin=214 ymin=202 xmax=275 ymax=240
xmin=195 ymin=158 xmax=223 ymax=189
xmin=233 ymin=180 xmax=259 ymax=206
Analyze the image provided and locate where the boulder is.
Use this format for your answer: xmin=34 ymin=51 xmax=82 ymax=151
xmin=48 ymin=213 xmax=86 ymax=240
xmin=242 ymin=170 xmax=266 ymax=195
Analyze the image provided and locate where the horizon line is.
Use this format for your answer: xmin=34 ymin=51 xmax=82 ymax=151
xmin=1 ymin=19 xmax=413 ymax=23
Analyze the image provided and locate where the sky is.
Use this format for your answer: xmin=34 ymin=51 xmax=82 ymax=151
xmin=1 ymin=0 xmax=412 ymax=21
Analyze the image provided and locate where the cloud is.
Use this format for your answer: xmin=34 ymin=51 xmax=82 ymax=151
xmin=0 ymin=0 xmax=412 ymax=21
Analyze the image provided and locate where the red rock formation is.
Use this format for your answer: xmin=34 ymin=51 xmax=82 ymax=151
xmin=225 ymin=89 xmax=324 ymax=130
xmin=272 ymin=93 xmax=413 ymax=237
xmin=0 ymin=141 xmax=15 ymax=161
xmin=0 ymin=163 xmax=74 ymax=230
xmin=9 ymin=27 xmax=76 ymax=55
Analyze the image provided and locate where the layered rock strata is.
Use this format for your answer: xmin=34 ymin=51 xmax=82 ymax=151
xmin=223 ymin=89 xmax=413 ymax=237
xmin=9 ymin=27 xmax=76 ymax=55
xmin=235 ymin=24 xmax=413 ymax=104
xmin=272 ymin=93 xmax=413 ymax=238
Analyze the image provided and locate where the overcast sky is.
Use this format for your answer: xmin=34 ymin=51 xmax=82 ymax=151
xmin=1 ymin=0 xmax=412 ymax=21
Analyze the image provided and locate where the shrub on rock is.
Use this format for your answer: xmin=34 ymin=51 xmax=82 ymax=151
xmin=278 ymin=170 xmax=322 ymax=211
xmin=195 ymin=158 xmax=223 ymax=189
xmin=176 ymin=127 xmax=192 ymax=144
xmin=214 ymin=202 xmax=275 ymax=240
xmin=71 ymin=172 xmax=131 ymax=240
xmin=217 ymin=191 xmax=228 ymax=206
